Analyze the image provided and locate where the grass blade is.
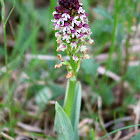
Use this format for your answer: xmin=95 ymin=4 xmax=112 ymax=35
xmin=99 ymin=124 xmax=140 ymax=140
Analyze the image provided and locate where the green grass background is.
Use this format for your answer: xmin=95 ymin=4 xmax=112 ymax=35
xmin=0 ymin=0 xmax=140 ymax=139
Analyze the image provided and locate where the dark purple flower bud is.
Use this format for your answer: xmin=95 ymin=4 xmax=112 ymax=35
xmin=84 ymin=33 xmax=88 ymax=36
xmin=77 ymin=23 xmax=83 ymax=28
xmin=70 ymin=2 xmax=74 ymax=8
xmin=58 ymin=0 xmax=79 ymax=9
xmin=74 ymin=0 xmax=79 ymax=5
xmin=64 ymin=9 xmax=70 ymax=14
xmin=79 ymin=32 xmax=83 ymax=38
xmin=64 ymin=3 xmax=69 ymax=8
xmin=83 ymin=24 xmax=89 ymax=28
xmin=59 ymin=0 xmax=64 ymax=5
xmin=64 ymin=22 xmax=70 ymax=26
xmin=55 ymin=6 xmax=64 ymax=13
xmin=69 ymin=16 xmax=74 ymax=22
xmin=75 ymin=6 xmax=80 ymax=11
xmin=85 ymin=13 xmax=88 ymax=17
xmin=54 ymin=14 xmax=62 ymax=19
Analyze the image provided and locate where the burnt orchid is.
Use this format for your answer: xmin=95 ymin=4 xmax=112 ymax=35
xmin=53 ymin=1 xmax=94 ymax=139
xmin=52 ymin=0 xmax=94 ymax=79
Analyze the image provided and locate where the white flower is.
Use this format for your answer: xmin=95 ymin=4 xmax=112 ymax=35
xmin=81 ymin=20 xmax=88 ymax=24
xmin=63 ymin=27 xmax=70 ymax=34
xmin=55 ymin=32 xmax=61 ymax=38
xmin=70 ymin=41 xmax=77 ymax=49
xmin=76 ymin=29 xmax=81 ymax=33
xmin=71 ymin=31 xmax=79 ymax=38
xmin=81 ymin=27 xmax=88 ymax=33
xmin=75 ymin=20 xmax=81 ymax=26
xmin=72 ymin=16 xmax=80 ymax=27
xmin=62 ymin=34 xmax=71 ymax=43
xmin=51 ymin=19 xmax=57 ymax=23
xmin=74 ymin=16 xmax=79 ymax=20
xmin=57 ymin=18 xmax=64 ymax=26
xmin=80 ymin=45 xmax=87 ymax=52
xmin=62 ymin=13 xmax=70 ymax=21
xmin=62 ymin=26 xmax=73 ymax=34
xmin=87 ymin=29 xmax=92 ymax=35
xmin=76 ymin=33 xmax=81 ymax=38
xmin=78 ymin=7 xmax=85 ymax=14
xmin=72 ymin=33 xmax=76 ymax=38
xmin=55 ymin=24 xmax=60 ymax=30
xmin=79 ymin=14 xmax=86 ymax=20
xmin=53 ymin=11 xmax=57 ymax=15
xmin=73 ymin=55 xmax=79 ymax=62
xmin=52 ymin=18 xmax=65 ymax=29
xmin=57 ymin=44 xmax=67 ymax=51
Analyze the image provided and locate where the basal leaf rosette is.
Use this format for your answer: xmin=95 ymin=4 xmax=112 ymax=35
xmin=52 ymin=0 xmax=94 ymax=78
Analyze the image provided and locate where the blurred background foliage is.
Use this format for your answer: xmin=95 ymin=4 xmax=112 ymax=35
xmin=0 ymin=0 xmax=140 ymax=139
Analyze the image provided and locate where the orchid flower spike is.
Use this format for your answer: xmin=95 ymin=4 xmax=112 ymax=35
xmin=52 ymin=0 xmax=94 ymax=78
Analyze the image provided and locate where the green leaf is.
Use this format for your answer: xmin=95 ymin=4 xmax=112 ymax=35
xmin=54 ymin=102 xmax=74 ymax=140
xmin=90 ymin=129 xmax=96 ymax=140
xmin=71 ymin=82 xmax=82 ymax=140
xmin=131 ymin=132 xmax=140 ymax=140
xmin=35 ymin=87 xmax=52 ymax=111
xmin=81 ymin=58 xmax=99 ymax=76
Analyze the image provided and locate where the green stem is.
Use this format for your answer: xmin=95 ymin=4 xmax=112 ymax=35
xmin=106 ymin=0 xmax=118 ymax=69
xmin=1 ymin=0 xmax=15 ymax=137
xmin=64 ymin=77 xmax=77 ymax=119
xmin=101 ymin=0 xmax=119 ymax=83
